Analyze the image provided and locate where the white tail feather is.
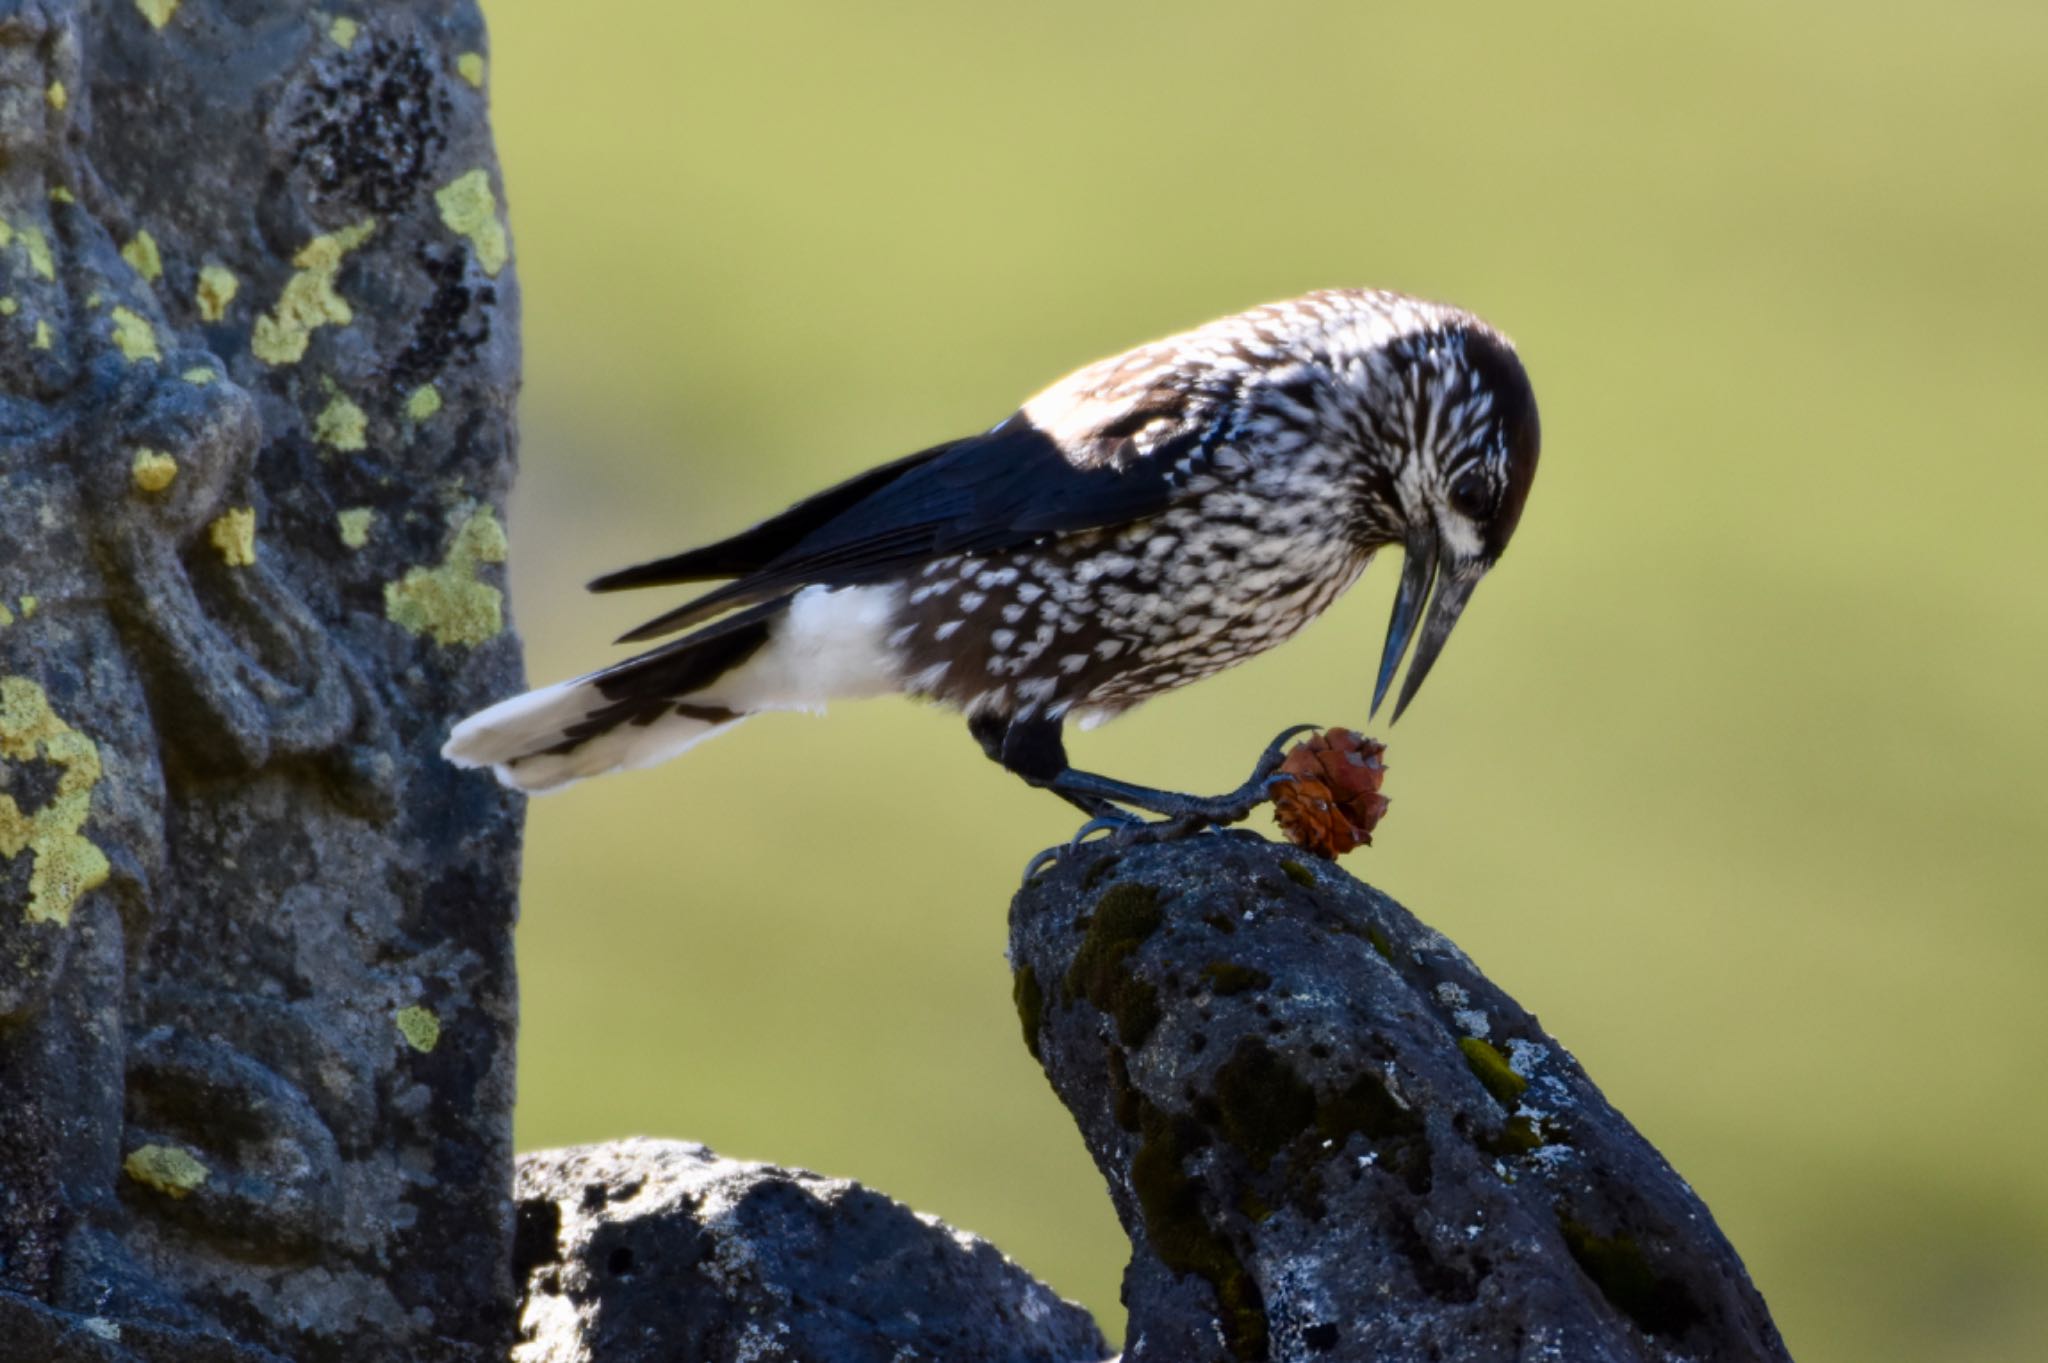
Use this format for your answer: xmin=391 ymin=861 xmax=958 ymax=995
xmin=441 ymin=677 xmax=746 ymax=793
xmin=441 ymin=584 xmax=905 ymax=794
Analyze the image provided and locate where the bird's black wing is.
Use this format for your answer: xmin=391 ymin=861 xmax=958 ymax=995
xmin=598 ymin=414 xmax=1201 ymax=643
xmin=587 ymin=445 xmax=957 ymax=592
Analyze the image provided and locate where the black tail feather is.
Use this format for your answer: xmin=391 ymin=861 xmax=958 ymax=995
xmin=549 ymin=597 xmax=786 ymax=753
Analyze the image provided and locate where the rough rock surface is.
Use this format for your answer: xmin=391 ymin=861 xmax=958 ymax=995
xmin=0 ymin=3 xmax=521 ymax=1361
xmin=512 ymin=1139 xmax=1111 ymax=1363
xmin=1010 ymin=834 xmax=1792 ymax=1363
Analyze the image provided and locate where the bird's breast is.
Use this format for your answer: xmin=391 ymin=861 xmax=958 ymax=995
xmin=885 ymin=475 xmax=1367 ymax=722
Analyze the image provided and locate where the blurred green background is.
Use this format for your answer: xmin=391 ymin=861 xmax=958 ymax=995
xmin=481 ymin=3 xmax=2048 ymax=1358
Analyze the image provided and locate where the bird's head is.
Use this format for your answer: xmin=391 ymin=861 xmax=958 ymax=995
xmin=1356 ymin=319 xmax=1541 ymax=721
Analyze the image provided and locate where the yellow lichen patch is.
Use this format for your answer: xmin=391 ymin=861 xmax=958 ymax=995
xmin=18 ymin=597 xmax=35 ymax=619
xmin=182 ymin=366 xmax=217 ymax=385
xmin=195 ymin=264 xmax=238 ymax=321
xmin=48 ymin=186 xmax=74 ymax=205
xmin=405 ymin=383 xmax=442 ymax=422
xmin=394 ymin=1005 xmax=440 ymax=1053
xmin=123 ymin=1144 xmax=208 ymax=1198
xmin=131 ymin=448 xmax=178 ymax=493
xmin=456 ymin=52 xmax=485 ymax=88
xmin=121 ymin=230 xmax=163 ymax=283
xmin=0 ymin=219 xmax=11 ymax=249
xmin=21 ymin=225 xmax=53 ymax=280
xmin=135 ymin=0 xmax=180 ymax=30
xmin=435 ymin=169 xmax=506 ymax=275
xmin=45 ymin=82 xmax=66 ymax=111
xmin=209 ymin=508 xmax=257 ymax=567
xmin=314 ymin=393 xmax=367 ymax=451
xmin=337 ymin=507 xmax=375 ymax=549
xmin=384 ymin=504 xmax=507 ymax=647
xmin=109 ymin=307 xmax=161 ymax=363
xmin=32 ymin=320 xmax=51 ymax=350
xmin=329 ymin=16 xmax=359 ymax=49
xmin=0 ymin=297 xmax=14 ymax=315
xmin=0 ymin=604 xmax=11 ymax=627
xmin=250 ymin=218 xmax=376 ymax=366
xmin=0 ymin=676 xmax=111 ymax=926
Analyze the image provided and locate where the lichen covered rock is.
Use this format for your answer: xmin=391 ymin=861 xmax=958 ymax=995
xmin=0 ymin=3 xmax=522 ymax=1359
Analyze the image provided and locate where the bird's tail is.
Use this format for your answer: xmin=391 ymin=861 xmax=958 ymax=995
xmin=442 ymin=585 xmax=905 ymax=793
xmin=443 ymin=600 xmax=783 ymax=793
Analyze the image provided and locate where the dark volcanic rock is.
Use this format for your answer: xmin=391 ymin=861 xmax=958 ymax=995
xmin=1010 ymin=834 xmax=1792 ymax=1363
xmin=512 ymin=1139 xmax=1111 ymax=1363
xmin=0 ymin=3 xmax=520 ymax=1360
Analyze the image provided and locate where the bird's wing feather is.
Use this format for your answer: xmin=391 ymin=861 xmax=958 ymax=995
xmin=606 ymin=413 xmax=1204 ymax=643
xmin=588 ymin=444 xmax=959 ymax=592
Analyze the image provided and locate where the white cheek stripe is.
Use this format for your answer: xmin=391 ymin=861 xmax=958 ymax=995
xmin=1438 ymin=517 xmax=1486 ymax=561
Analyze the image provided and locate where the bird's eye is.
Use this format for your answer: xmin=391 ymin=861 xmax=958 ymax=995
xmin=1449 ymin=471 xmax=1494 ymax=520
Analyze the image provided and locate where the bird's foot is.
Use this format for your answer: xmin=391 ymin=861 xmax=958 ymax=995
xmin=1023 ymin=725 xmax=1321 ymax=881
xmin=1021 ymin=810 xmax=1144 ymax=883
xmin=1049 ymin=723 xmax=1317 ymax=824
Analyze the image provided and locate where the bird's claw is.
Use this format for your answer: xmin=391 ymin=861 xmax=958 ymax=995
xmin=1071 ymin=812 xmax=1145 ymax=843
xmin=1020 ymin=846 xmax=1065 ymax=883
xmin=1258 ymin=723 xmax=1324 ymax=767
xmin=1021 ymin=810 xmax=1143 ymax=883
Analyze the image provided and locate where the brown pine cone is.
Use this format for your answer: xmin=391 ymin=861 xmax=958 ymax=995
xmin=1271 ymin=728 xmax=1389 ymax=859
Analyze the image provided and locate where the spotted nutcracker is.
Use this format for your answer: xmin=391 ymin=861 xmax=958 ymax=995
xmin=445 ymin=289 xmax=1540 ymax=830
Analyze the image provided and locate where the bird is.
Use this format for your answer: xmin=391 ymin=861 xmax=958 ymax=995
xmin=443 ymin=288 xmax=1540 ymax=832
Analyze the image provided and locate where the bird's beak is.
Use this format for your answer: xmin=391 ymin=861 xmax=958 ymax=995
xmin=1371 ymin=524 xmax=1486 ymax=723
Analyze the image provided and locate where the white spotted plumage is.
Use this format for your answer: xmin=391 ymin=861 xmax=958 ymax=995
xmin=445 ymin=288 xmax=1539 ymax=797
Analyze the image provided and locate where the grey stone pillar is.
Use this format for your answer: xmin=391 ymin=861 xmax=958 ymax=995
xmin=0 ymin=3 xmax=522 ymax=1359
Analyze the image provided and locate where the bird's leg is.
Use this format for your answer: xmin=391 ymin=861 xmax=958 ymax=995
xmin=1049 ymin=723 xmax=1319 ymax=828
xmin=998 ymin=716 xmax=1317 ymax=835
xmin=975 ymin=710 xmax=1127 ymax=820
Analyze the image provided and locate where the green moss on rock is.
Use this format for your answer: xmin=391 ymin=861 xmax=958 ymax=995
xmin=1366 ymin=924 xmax=1394 ymax=960
xmin=1482 ymin=1114 xmax=1548 ymax=1157
xmin=1079 ymin=852 xmax=1122 ymax=891
xmin=1558 ymin=1214 xmax=1702 ymax=1337
xmin=1315 ymin=1066 xmax=1431 ymax=1189
xmin=1108 ymin=1046 xmax=1142 ymax=1132
xmin=1012 ymin=964 xmax=1045 ymax=1061
xmin=1459 ymin=1036 xmax=1528 ymax=1106
xmin=1213 ymin=1039 xmax=1316 ymax=1171
xmin=1088 ymin=881 xmax=1162 ymax=941
xmin=1317 ymin=1069 xmax=1423 ymax=1145
xmin=1201 ymin=961 xmax=1272 ymax=996
xmin=1064 ymin=882 xmax=1165 ymax=1047
xmin=1132 ymin=1103 xmax=1267 ymax=1362
xmin=1116 ymin=978 xmax=1162 ymax=1045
